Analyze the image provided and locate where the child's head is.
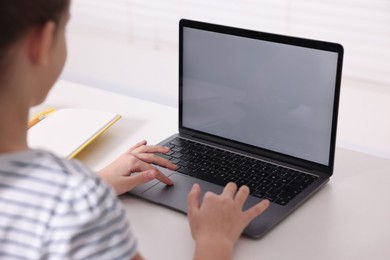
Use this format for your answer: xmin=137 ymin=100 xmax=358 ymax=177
xmin=0 ymin=0 xmax=71 ymax=106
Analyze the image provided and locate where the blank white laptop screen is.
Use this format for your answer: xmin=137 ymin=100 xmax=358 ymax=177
xmin=182 ymin=27 xmax=339 ymax=165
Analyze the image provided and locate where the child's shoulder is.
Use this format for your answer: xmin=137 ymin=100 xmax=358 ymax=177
xmin=0 ymin=149 xmax=102 ymax=195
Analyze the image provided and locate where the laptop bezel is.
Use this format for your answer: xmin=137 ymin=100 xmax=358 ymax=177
xmin=178 ymin=19 xmax=343 ymax=176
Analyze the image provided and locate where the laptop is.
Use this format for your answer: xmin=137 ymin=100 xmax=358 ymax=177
xmin=130 ymin=19 xmax=344 ymax=238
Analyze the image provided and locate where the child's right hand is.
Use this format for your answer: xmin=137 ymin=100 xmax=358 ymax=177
xmin=187 ymin=182 xmax=270 ymax=260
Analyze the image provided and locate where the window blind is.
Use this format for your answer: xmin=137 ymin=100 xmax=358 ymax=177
xmin=70 ymin=0 xmax=390 ymax=85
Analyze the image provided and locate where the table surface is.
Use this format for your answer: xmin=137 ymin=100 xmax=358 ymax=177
xmin=31 ymin=80 xmax=390 ymax=260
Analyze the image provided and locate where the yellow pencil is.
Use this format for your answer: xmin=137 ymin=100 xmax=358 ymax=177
xmin=28 ymin=108 xmax=56 ymax=129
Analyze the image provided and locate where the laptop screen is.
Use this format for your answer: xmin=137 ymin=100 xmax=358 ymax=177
xmin=181 ymin=25 xmax=340 ymax=166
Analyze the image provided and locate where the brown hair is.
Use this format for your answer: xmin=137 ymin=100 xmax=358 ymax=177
xmin=0 ymin=0 xmax=70 ymax=77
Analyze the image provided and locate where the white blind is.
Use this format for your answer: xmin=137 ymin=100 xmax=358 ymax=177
xmin=70 ymin=0 xmax=390 ymax=85
xmin=287 ymin=0 xmax=390 ymax=84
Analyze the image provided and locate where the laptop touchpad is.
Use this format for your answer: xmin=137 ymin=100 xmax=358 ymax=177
xmin=144 ymin=173 xmax=223 ymax=213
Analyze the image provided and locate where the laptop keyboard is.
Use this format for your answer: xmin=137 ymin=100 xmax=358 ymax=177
xmin=157 ymin=137 xmax=318 ymax=206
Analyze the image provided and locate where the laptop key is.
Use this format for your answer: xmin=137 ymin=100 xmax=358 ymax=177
xmin=238 ymin=172 xmax=252 ymax=179
xmin=275 ymin=198 xmax=288 ymax=206
xmin=303 ymin=177 xmax=316 ymax=184
xmin=164 ymin=150 xmax=174 ymax=156
xmin=178 ymin=160 xmax=189 ymax=167
xmin=210 ymin=157 xmax=221 ymax=164
xmin=219 ymin=166 xmax=229 ymax=172
xmin=187 ymin=162 xmax=200 ymax=170
xmin=200 ymin=161 xmax=211 ymax=167
xmin=255 ymin=184 xmax=269 ymax=192
xmin=247 ymin=181 xmax=260 ymax=190
xmin=215 ymin=172 xmax=231 ymax=180
xmin=157 ymin=153 xmax=172 ymax=160
xmin=236 ymin=178 xmax=249 ymax=187
xmin=238 ymin=165 xmax=249 ymax=171
xmin=197 ymin=174 xmax=227 ymax=187
xmin=171 ymin=152 xmax=183 ymax=158
xmin=171 ymin=146 xmax=183 ymax=152
xmin=248 ymin=168 xmax=259 ymax=175
xmin=229 ymin=169 xmax=242 ymax=176
xmin=225 ymin=175 xmax=239 ymax=182
xmin=226 ymin=162 xmax=240 ymax=168
xmin=164 ymin=143 xmax=175 ymax=149
xmin=192 ymin=167 xmax=208 ymax=176
xmin=264 ymin=194 xmax=278 ymax=202
xmin=252 ymin=191 xmax=267 ymax=199
xmin=219 ymin=160 xmax=229 ymax=166
xmin=283 ymin=185 xmax=301 ymax=195
xmin=180 ymin=154 xmax=192 ymax=161
xmin=169 ymin=158 xmax=180 ymax=164
xmin=177 ymin=166 xmax=192 ymax=175
xmin=169 ymin=139 xmax=184 ymax=147
xmin=209 ymin=163 xmax=220 ymax=170
xmin=278 ymin=191 xmax=296 ymax=201
xmin=289 ymin=180 xmax=308 ymax=190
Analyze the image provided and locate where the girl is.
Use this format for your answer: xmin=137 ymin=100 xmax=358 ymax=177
xmin=0 ymin=1 xmax=269 ymax=259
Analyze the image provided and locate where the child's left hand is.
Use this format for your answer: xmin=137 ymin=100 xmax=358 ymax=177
xmin=98 ymin=140 xmax=176 ymax=195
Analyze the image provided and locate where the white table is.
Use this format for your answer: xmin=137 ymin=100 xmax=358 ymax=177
xmin=32 ymin=80 xmax=390 ymax=260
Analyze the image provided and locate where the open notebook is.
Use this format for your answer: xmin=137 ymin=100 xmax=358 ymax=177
xmin=28 ymin=108 xmax=121 ymax=159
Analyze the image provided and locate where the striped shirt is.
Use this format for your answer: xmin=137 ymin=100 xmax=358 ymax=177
xmin=0 ymin=149 xmax=137 ymax=260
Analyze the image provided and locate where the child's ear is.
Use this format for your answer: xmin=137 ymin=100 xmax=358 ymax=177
xmin=28 ymin=21 xmax=56 ymax=66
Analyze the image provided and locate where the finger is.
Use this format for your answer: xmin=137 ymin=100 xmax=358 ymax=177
xmin=124 ymin=170 xmax=157 ymax=192
xmin=244 ymin=199 xmax=270 ymax=223
xmin=221 ymin=182 xmax=238 ymax=198
xmin=127 ymin=140 xmax=147 ymax=152
xmin=134 ymin=145 xmax=170 ymax=154
xmin=187 ymin=183 xmax=201 ymax=217
xmin=154 ymin=154 xmax=178 ymax=170
xmin=234 ymin=185 xmax=250 ymax=206
xmin=134 ymin=153 xmax=177 ymax=170
xmin=158 ymin=158 xmax=178 ymax=171
xmin=154 ymin=168 xmax=174 ymax=186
